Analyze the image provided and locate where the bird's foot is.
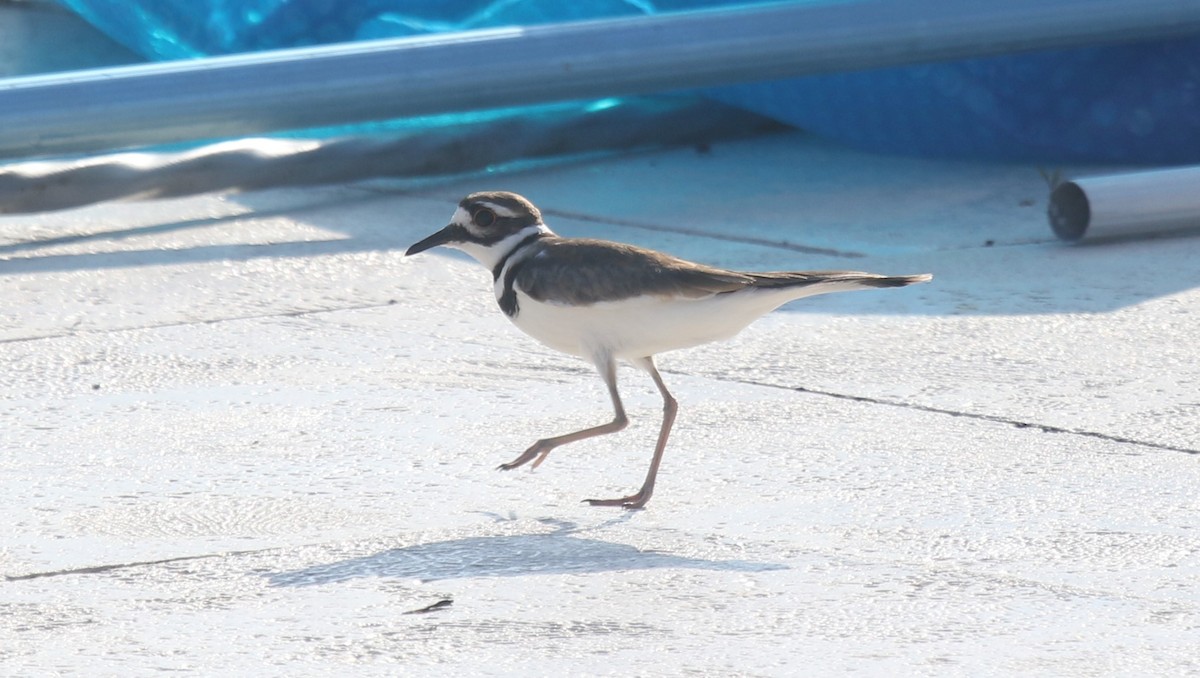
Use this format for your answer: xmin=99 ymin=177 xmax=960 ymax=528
xmin=584 ymin=488 xmax=652 ymax=510
xmin=497 ymin=441 xmax=553 ymax=471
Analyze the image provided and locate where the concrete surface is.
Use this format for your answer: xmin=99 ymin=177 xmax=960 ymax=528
xmin=2 ymin=132 xmax=1198 ymax=676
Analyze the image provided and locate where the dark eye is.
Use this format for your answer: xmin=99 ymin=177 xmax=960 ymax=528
xmin=472 ymin=208 xmax=496 ymax=228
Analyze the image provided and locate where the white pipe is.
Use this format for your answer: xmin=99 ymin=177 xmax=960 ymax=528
xmin=1049 ymin=167 xmax=1200 ymax=241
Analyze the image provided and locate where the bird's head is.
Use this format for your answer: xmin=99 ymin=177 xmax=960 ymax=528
xmin=406 ymin=191 xmax=550 ymax=269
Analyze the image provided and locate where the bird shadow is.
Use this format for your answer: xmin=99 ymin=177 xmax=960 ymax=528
xmin=266 ymin=516 xmax=785 ymax=587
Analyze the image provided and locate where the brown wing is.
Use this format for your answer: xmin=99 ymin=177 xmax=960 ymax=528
xmin=514 ymin=239 xmax=753 ymax=306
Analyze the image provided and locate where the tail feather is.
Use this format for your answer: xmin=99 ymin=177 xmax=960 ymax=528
xmin=748 ymin=271 xmax=932 ymax=290
xmin=853 ymin=273 xmax=933 ymax=288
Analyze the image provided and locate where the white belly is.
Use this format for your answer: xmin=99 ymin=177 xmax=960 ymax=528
xmin=506 ymin=288 xmax=805 ymax=361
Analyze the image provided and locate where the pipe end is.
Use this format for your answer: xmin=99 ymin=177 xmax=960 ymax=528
xmin=1048 ymin=181 xmax=1089 ymax=241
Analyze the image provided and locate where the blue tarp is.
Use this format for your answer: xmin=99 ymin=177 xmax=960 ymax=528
xmin=56 ymin=0 xmax=1200 ymax=164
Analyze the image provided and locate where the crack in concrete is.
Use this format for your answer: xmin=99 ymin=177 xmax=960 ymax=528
xmin=6 ymin=371 xmax=1193 ymax=583
xmin=0 ymin=300 xmax=398 ymax=344
xmin=4 ymin=547 xmax=270 ymax=582
xmin=5 ymin=304 xmax=1191 ymax=456
xmin=707 ymin=374 xmax=1199 ymax=455
xmin=542 ymin=208 xmax=866 ymax=259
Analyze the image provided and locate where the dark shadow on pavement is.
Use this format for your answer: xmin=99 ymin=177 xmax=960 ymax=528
xmin=267 ymin=519 xmax=785 ymax=587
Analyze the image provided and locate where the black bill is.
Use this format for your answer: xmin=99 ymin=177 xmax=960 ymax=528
xmin=406 ymin=224 xmax=465 ymax=256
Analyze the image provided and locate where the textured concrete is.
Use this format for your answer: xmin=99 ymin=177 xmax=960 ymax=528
xmin=2 ymin=132 xmax=1198 ymax=676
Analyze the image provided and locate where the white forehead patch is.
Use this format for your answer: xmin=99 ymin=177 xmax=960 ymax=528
xmin=450 ymin=206 xmax=471 ymax=225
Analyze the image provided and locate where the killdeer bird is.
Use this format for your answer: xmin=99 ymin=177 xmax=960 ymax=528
xmin=407 ymin=191 xmax=931 ymax=509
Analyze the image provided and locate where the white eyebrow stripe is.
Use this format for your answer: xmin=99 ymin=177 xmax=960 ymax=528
xmin=479 ymin=202 xmax=520 ymax=218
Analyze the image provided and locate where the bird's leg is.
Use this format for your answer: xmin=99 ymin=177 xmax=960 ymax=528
xmin=587 ymin=356 xmax=677 ymax=510
xmin=498 ymin=358 xmax=627 ymax=471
